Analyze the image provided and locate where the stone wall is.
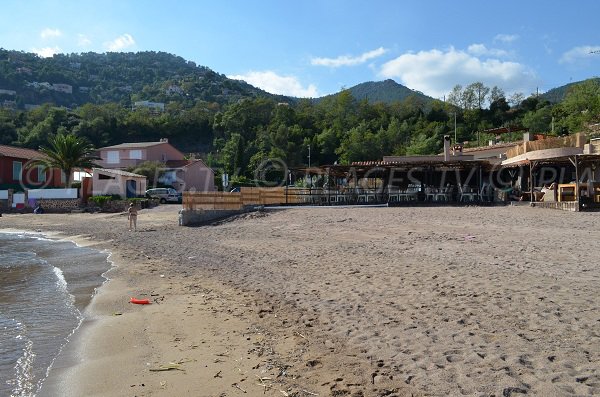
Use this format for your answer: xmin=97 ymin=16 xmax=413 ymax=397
xmin=36 ymin=198 xmax=82 ymax=212
xmin=179 ymin=208 xmax=250 ymax=226
xmin=0 ymin=198 xmax=82 ymax=213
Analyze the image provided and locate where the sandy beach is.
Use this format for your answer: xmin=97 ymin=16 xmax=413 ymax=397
xmin=2 ymin=204 xmax=599 ymax=396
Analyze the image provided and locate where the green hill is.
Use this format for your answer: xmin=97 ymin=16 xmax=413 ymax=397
xmin=0 ymin=49 xmax=289 ymax=109
xmin=540 ymin=78 xmax=600 ymax=103
xmin=317 ymin=79 xmax=435 ymax=105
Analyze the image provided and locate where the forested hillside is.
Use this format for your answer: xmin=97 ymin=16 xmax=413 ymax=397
xmin=0 ymin=49 xmax=287 ymax=108
xmin=0 ymin=50 xmax=599 ymax=187
xmin=317 ymin=79 xmax=433 ymax=105
xmin=540 ymin=78 xmax=600 ymax=103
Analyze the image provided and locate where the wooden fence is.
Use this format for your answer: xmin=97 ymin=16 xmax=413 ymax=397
xmin=183 ymin=187 xmax=308 ymax=210
xmin=505 ymin=133 xmax=586 ymax=159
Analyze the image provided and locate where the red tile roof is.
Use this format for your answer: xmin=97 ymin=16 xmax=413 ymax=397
xmin=165 ymin=159 xmax=212 ymax=169
xmin=0 ymin=145 xmax=47 ymax=160
xmin=165 ymin=160 xmax=193 ymax=168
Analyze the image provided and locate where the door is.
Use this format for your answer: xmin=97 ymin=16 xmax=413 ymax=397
xmin=126 ymin=179 xmax=137 ymax=198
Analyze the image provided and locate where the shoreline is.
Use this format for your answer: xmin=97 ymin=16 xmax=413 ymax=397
xmin=0 ymin=228 xmax=117 ymax=396
xmin=3 ymin=209 xmax=412 ymax=397
xmin=2 ymin=205 xmax=599 ymax=396
xmin=0 ymin=228 xmax=115 ymax=393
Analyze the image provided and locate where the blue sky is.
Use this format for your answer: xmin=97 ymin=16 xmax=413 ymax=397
xmin=1 ymin=0 xmax=599 ymax=99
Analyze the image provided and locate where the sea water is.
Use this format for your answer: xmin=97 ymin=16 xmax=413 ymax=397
xmin=0 ymin=232 xmax=111 ymax=397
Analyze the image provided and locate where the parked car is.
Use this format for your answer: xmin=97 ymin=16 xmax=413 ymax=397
xmin=145 ymin=188 xmax=182 ymax=204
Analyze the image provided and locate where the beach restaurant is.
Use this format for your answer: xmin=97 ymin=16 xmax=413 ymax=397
xmin=289 ymin=132 xmax=600 ymax=211
xmin=289 ymin=136 xmax=502 ymax=205
xmin=501 ymin=133 xmax=600 ymax=211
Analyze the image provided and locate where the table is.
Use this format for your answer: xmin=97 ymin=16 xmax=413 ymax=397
xmin=558 ymin=184 xmax=576 ymax=202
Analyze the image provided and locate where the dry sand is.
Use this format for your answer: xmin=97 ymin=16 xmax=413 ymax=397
xmin=2 ymin=204 xmax=599 ymax=396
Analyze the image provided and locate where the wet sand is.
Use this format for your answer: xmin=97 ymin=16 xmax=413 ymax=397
xmin=2 ymin=205 xmax=599 ymax=396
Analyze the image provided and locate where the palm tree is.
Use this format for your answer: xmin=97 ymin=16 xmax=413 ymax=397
xmin=36 ymin=133 xmax=97 ymax=187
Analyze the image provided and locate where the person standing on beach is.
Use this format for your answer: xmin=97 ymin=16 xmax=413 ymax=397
xmin=127 ymin=202 xmax=138 ymax=231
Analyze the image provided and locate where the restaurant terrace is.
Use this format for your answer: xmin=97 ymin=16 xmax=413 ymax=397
xmin=183 ymin=132 xmax=600 ymax=212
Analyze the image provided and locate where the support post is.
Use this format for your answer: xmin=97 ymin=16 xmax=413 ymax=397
xmin=327 ymin=168 xmax=331 ymax=206
xmin=575 ymin=155 xmax=580 ymax=211
xmin=529 ymin=161 xmax=534 ymax=204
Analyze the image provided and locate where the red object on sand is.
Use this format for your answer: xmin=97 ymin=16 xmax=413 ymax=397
xmin=130 ymin=297 xmax=151 ymax=304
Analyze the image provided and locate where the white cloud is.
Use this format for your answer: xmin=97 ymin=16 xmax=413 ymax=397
xmin=32 ymin=46 xmax=61 ymax=58
xmin=40 ymin=28 xmax=62 ymax=39
xmin=467 ymin=44 xmax=509 ymax=58
xmin=311 ymin=47 xmax=388 ymax=67
xmin=379 ymin=47 xmax=537 ymax=98
xmin=104 ymin=33 xmax=135 ymax=51
xmin=77 ymin=34 xmax=92 ymax=47
xmin=494 ymin=34 xmax=519 ymax=43
xmin=228 ymin=71 xmax=319 ymax=97
xmin=559 ymin=45 xmax=600 ymax=64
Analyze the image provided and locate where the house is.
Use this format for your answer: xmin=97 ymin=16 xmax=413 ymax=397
xmin=165 ymin=85 xmax=184 ymax=96
xmin=96 ymin=139 xmax=185 ymax=169
xmin=133 ymin=100 xmax=165 ymax=113
xmin=52 ymin=84 xmax=73 ymax=94
xmin=161 ymin=159 xmax=215 ymax=192
xmin=0 ymin=145 xmax=63 ymax=189
xmin=25 ymin=104 xmax=41 ymax=111
xmin=96 ymin=140 xmax=215 ymax=191
xmin=92 ymin=168 xmax=147 ymax=198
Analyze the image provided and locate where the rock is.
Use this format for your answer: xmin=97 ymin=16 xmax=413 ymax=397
xmin=503 ymin=387 xmax=527 ymax=396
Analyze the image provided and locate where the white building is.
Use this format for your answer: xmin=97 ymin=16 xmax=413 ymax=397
xmin=52 ymin=84 xmax=73 ymax=94
xmin=133 ymin=101 xmax=165 ymax=113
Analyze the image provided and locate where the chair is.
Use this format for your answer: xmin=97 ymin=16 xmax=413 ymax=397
xmin=365 ymin=190 xmax=376 ymax=203
xmin=460 ymin=186 xmax=478 ymax=202
xmin=435 ymin=187 xmax=450 ymax=202
xmin=387 ymin=187 xmax=400 ymax=203
xmin=425 ymin=187 xmax=436 ymax=202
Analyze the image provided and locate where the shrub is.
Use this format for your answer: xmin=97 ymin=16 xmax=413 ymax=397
xmin=88 ymin=195 xmax=112 ymax=207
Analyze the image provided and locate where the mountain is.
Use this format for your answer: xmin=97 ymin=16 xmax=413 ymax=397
xmin=317 ymin=79 xmax=435 ymax=105
xmin=540 ymin=78 xmax=600 ymax=103
xmin=3 ymin=48 xmax=591 ymax=112
xmin=0 ymin=49 xmax=290 ymax=109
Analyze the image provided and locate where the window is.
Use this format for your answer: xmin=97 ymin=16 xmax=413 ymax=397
xmin=38 ymin=165 xmax=46 ymax=183
xmin=12 ymin=161 xmax=22 ymax=181
xmin=106 ymin=151 xmax=120 ymax=164
xmin=129 ymin=149 xmax=142 ymax=159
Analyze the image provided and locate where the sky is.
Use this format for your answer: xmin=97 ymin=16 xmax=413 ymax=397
xmin=1 ymin=0 xmax=599 ymax=99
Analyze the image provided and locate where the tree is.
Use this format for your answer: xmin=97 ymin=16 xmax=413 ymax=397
xmin=466 ymin=82 xmax=490 ymax=109
xmin=131 ymin=161 xmax=164 ymax=187
xmin=447 ymin=85 xmax=463 ymax=108
xmin=489 ymin=86 xmax=505 ymax=105
xmin=558 ymin=79 xmax=600 ymax=131
xmin=522 ymin=106 xmax=552 ymax=133
xmin=461 ymin=84 xmax=477 ymax=110
xmin=508 ymin=92 xmax=525 ymax=107
xmin=35 ymin=133 xmax=97 ymax=187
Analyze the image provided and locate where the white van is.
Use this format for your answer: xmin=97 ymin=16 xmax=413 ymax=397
xmin=145 ymin=188 xmax=181 ymax=204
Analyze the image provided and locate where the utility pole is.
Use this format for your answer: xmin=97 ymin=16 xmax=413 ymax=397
xmin=454 ymin=112 xmax=457 ymax=143
xmin=307 ymin=144 xmax=311 ymax=190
